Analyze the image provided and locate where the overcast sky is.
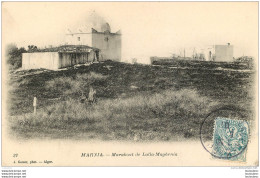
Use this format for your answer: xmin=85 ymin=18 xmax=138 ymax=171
xmin=3 ymin=2 xmax=258 ymax=63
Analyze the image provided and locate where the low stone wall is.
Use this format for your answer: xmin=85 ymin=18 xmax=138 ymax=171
xmin=22 ymin=52 xmax=59 ymax=70
xmin=22 ymin=51 xmax=97 ymax=70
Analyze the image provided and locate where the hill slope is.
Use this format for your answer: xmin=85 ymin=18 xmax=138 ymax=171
xmin=7 ymin=61 xmax=255 ymax=141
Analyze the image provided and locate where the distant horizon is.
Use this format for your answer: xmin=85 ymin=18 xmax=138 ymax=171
xmin=3 ymin=2 xmax=258 ymax=64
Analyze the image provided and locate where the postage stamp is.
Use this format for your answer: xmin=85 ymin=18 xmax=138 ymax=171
xmin=212 ymin=117 xmax=249 ymax=162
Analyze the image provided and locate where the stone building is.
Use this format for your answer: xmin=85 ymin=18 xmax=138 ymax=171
xmin=22 ymin=45 xmax=99 ymax=70
xmin=65 ymin=22 xmax=121 ymax=62
xmin=22 ymin=16 xmax=122 ymax=70
xmin=214 ymin=44 xmax=234 ymax=62
xmin=204 ymin=43 xmax=234 ymax=62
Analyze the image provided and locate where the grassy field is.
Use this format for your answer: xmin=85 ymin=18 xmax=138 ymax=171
xmin=7 ymin=60 xmax=256 ymax=141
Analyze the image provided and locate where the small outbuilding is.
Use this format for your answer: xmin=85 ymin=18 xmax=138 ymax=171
xmin=204 ymin=43 xmax=234 ymax=62
xmin=22 ymin=45 xmax=100 ymax=70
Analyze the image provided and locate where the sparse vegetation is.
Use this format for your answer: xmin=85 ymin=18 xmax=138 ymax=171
xmin=6 ymin=44 xmax=27 ymax=70
xmin=152 ymin=59 xmax=254 ymax=70
xmin=7 ymin=61 xmax=255 ymax=141
xmin=45 ymin=72 xmax=107 ymax=98
xmin=10 ymin=89 xmax=218 ymax=140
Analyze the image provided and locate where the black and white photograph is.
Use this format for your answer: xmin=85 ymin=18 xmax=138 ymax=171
xmin=1 ymin=2 xmax=258 ymax=167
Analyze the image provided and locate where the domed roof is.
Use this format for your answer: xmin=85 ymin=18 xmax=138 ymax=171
xmin=101 ymin=23 xmax=111 ymax=33
xmin=67 ymin=12 xmax=112 ymax=34
xmin=67 ymin=22 xmax=111 ymax=34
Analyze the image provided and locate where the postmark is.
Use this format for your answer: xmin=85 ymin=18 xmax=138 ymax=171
xmin=212 ymin=117 xmax=249 ymax=161
xmin=200 ymin=106 xmax=250 ymax=162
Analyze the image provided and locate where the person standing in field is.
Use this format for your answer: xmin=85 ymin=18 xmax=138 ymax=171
xmin=88 ymin=86 xmax=96 ymax=103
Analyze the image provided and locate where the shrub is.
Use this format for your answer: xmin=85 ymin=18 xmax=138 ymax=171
xmin=6 ymin=44 xmax=26 ymax=70
xmin=45 ymin=72 xmax=107 ymax=97
xmin=10 ymin=88 xmax=218 ymax=140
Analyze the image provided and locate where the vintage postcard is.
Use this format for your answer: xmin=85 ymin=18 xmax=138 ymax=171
xmin=2 ymin=2 xmax=258 ymax=166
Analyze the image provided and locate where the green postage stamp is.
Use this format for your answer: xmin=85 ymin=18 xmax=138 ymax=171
xmin=212 ymin=117 xmax=249 ymax=162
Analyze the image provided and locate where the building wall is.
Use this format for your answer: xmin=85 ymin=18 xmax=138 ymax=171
xmin=65 ymin=32 xmax=121 ymax=61
xmin=58 ymin=53 xmax=73 ymax=68
xmin=22 ymin=51 xmax=97 ymax=70
xmin=92 ymin=32 xmax=121 ymax=61
xmin=65 ymin=33 xmax=92 ymax=46
xmin=22 ymin=52 xmax=60 ymax=70
xmin=204 ymin=47 xmax=215 ymax=61
xmin=215 ymin=45 xmax=233 ymax=62
xmin=58 ymin=53 xmax=89 ymax=68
